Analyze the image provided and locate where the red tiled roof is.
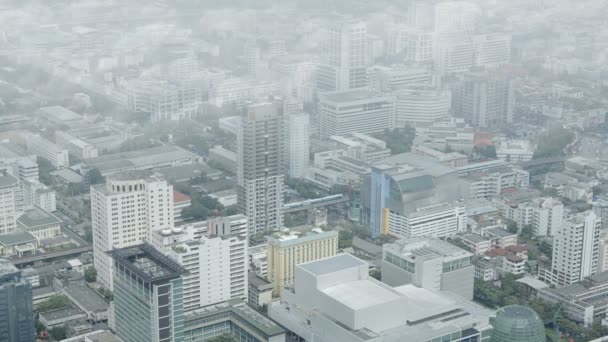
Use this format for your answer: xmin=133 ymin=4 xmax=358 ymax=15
xmin=173 ymin=191 xmax=191 ymax=203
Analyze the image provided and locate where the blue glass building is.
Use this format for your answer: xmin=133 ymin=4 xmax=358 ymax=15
xmin=0 ymin=259 xmax=34 ymax=342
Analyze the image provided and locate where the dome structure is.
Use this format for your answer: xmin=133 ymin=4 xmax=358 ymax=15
xmin=490 ymin=305 xmax=545 ymax=342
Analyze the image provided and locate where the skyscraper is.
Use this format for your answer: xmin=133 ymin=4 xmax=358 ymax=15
xmin=91 ymin=172 xmax=174 ymax=291
xmin=0 ymin=172 xmax=19 ymax=236
xmin=237 ymin=101 xmax=284 ymax=235
xmin=547 ymin=211 xmax=601 ymax=286
xmin=0 ymin=259 xmax=34 ymax=342
xmin=286 ymin=112 xmax=310 ymax=178
xmin=451 ymin=71 xmax=514 ymax=128
xmin=317 ymin=20 xmax=368 ymax=92
xmin=110 ymin=244 xmax=187 ymax=342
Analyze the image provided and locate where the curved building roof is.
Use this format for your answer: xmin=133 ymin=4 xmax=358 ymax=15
xmin=490 ymin=305 xmax=545 ymax=342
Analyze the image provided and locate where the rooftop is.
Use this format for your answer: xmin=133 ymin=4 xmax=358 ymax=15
xmin=155 ymin=163 xmax=221 ymax=183
xmin=0 ymin=172 xmax=18 ymax=188
xmin=66 ymin=282 xmax=109 ymax=313
xmin=17 ymin=206 xmax=62 ymax=229
xmin=384 ymin=237 xmax=472 ymax=262
xmin=0 ymin=258 xmax=19 ymax=277
xmin=323 ymin=279 xmax=400 ymax=310
xmin=49 ymin=168 xmax=84 ymax=183
xmin=39 ymin=106 xmax=83 ymax=122
xmin=267 ymin=230 xmax=338 ymax=248
xmin=39 ymin=306 xmax=85 ymax=322
xmin=0 ymin=231 xmax=36 ymax=246
xmin=321 ymin=88 xmax=387 ymax=104
xmin=173 ymin=191 xmax=191 ymax=203
xmin=84 ymin=145 xmax=197 ymax=175
xmin=109 ymin=243 xmax=188 ymax=283
xmin=299 ymin=253 xmax=366 ymax=277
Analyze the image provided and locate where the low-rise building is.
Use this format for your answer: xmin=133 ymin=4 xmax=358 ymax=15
xmin=495 ymin=139 xmax=534 ymax=163
xmin=17 ymin=206 xmax=61 ymax=240
xmin=459 ymin=234 xmax=492 ymax=255
xmin=248 ymin=272 xmax=273 ymax=310
xmin=173 ymin=191 xmax=191 ymax=223
xmin=412 ymin=145 xmax=468 ymax=168
xmin=208 ymin=145 xmax=237 ymax=174
xmin=39 ymin=307 xmax=87 ymax=328
xmin=26 ymin=135 xmax=69 ymax=168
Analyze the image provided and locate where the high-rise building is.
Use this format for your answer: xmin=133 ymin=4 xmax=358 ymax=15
xmin=286 ymin=113 xmax=310 ymax=178
xmin=319 ymin=89 xmax=394 ymax=138
xmin=110 ymin=244 xmax=187 ymax=342
xmin=473 ymin=33 xmax=511 ymax=68
xmin=546 ymin=211 xmax=601 ymax=286
xmin=490 ymin=306 xmax=545 ymax=342
xmin=237 ymin=101 xmax=284 ymax=235
xmin=317 ymin=20 xmax=368 ymax=92
xmin=451 ymin=71 xmax=515 ymax=128
xmin=267 ymin=230 xmax=338 ymax=296
xmin=152 ymin=215 xmax=249 ymax=313
xmin=0 ymin=259 xmax=34 ymax=342
xmin=516 ymin=197 xmax=564 ymax=237
xmin=394 ymin=86 xmax=451 ymax=127
xmin=0 ymin=172 xmax=19 ymax=236
xmin=382 ymin=237 xmax=475 ymax=299
xmin=433 ymin=1 xmax=480 ymax=39
xmin=91 ymin=172 xmax=174 ymax=291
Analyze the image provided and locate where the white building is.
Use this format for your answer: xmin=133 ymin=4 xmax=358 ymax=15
xmin=516 ymin=197 xmax=564 ymax=237
xmin=543 ymin=211 xmax=601 ymax=287
xmin=495 ymin=140 xmax=534 ymax=163
xmin=433 ymin=39 xmax=475 ymax=74
xmin=387 ymin=201 xmax=467 ymax=239
xmin=269 ymin=254 xmax=493 ymax=342
xmin=22 ymin=180 xmax=56 ymax=212
xmin=0 ymin=172 xmax=19 ymax=236
xmin=26 ymin=135 xmax=69 ymax=168
xmin=382 ymin=237 xmax=475 ymax=299
xmin=433 ymin=1 xmax=480 ymax=38
xmin=473 ymin=33 xmax=511 ymax=68
xmin=286 ymin=113 xmax=310 ymax=178
xmin=368 ymin=64 xmax=435 ymax=92
xmin=319 ymin=89 xmax=394 ymax=138
xmin=91 ymin=172 xmax=174 ymax=291
xmin=317 ymin=20 xmax=368 ymax=92
xmin=55 ymin=131 xmax=99 ymax=160
xmin=394 ymin=86 xmax=451 ymax=127
xmin=151 ymin=214 xmax=249 ymax=313
xmin=209 ymin=78 xmax=255 ymax=108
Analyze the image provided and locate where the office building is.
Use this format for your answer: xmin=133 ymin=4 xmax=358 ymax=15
xmin=328 ymin=133 xmax=391 ymax=164
xmin=394 ymin=86 xmax=451 ymax=127
xmin=0 ymin=260 xmax=34 ymax=342
xmin=368 ymin=64 xmax=435 ymax=92
xmin=543 ymin=211 xmax=601 ymax=287
xmin=286 ymin=113 xmax=310 ymax=178
xmin=433 ymin=39 xmax=475 ymax=74
xmin=495 ymin=139 xmax=534 ymax=163
xmin=411 ymin=146 xmax=468 ymax=168
xmin=111 ymin=244 xmax=187 ymax=342
xmin=0 ymin=173 xmax=19 ymax=236
xmin=208 ymin=146 xmax=237 ymax=174
xmin=433 ymin=1 xmax=479 ymax=38
xmin=21 ymin=180 xmax=56 ymax=212
xmin=414 ymin=118 xmax=476 ymax=153
xmin=91 ymin=172 xmax=174 ymax=291
xmin=26 ymin=135 xmax=69 ymax=168
xmin=473 ymin=33 xmax=511 ymax=68
xmin=267 ymin=229 xmax=338 ymax=296
xmin=319 ymin=89 xmax=394 ymax=138
xmin=269 ymin=254 xmax=494 ymax=342
xmin=461 ymin=167 xmax=530 ymax=199
xmin=594 ymin=197 xmax=608 ymax=230
xmin=451 ymin=71 xmax=515 ymax=128
xmin=364 ymin=155 xmax=466 ymax=238
xmin=237 ymin=101 xmax=284 ymax=235
xmin=55 ymin=131 xmax=99 ymax=160
xmin=317 ymin=20 xmax=368 ymax=92
xmin=490 ymin=305 xmax=545 ymax=342
xmin=382 ymin=237 xmax=475 ymax=299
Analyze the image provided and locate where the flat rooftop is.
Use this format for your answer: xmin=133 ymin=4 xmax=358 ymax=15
xmin=385 ymin=237 xmax=472 ymax=262
xmin=299 ymin=253 xmax=366 ymax=277
xmin=39 ymin=106 xmax=84 ymax=122
xmin=321 ymin=88 xmax=387 ymax=104
xmin=67 ymin=282 xmax=109 ymax=313
xmin=0 ymin=172 xmax=18 ymax=188
xmin=84 ymin=145 xmax=197 ymax=174
xmin=0 ymin=258 xmax=19 ymax=277
xmin=110 ymin=243 xmax=188 ymax=283
xmin=323 ymin=279 xmax=400 ymax=310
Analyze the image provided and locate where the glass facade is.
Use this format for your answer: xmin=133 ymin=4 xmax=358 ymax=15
xmin=0 ymin=268 xmax=34 ymax=342
xmin=490 ymin=305 xmax=545 ymax=342
xmin=385 ymin=251 xmax=416 ymax=273
xmin=442 ymin=256 xmax=472 ymax=273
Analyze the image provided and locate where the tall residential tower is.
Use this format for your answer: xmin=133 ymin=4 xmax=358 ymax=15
xmin=237 ymin=101 xmax=284 ymax=235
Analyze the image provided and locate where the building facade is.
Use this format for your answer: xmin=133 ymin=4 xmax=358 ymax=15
xmin=237 ymin=101 xmax=284 ymax=235
xmin=26 ymin=135 xmax=69 ymax=168
xmin=0 ymin=260 xmax=34 ymax=342
xmin=266 ymin=230 xmax=338 ymax=296
xmin=91 ymin=172 xmax=174 ymax=291
xmin=286 ymin=113 xmax=310 ymax=178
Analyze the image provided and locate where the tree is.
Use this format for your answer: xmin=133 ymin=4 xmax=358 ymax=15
xmin=207 ymin=334 xmax=237 ymax=342
xmin=375 ymin=127 xmax=416 ymax=155
xmin=83 ymin=224 xmax=93 ymax=243
xmin=36 ymin=295 xmax=71 ymax=312
xmin=474 ymin=145 xmax=497 ymax=159
xmin=533 ymin=125 xmax=574 ymax=159
xmin=37 ymin=157 xmax=56 ymax=186
xmin=84 ymin=266 xmax=97 ymax=283
xmin=181 ymin=202 xmax=210 ymax=220
xmin=49 ymin=326 xmax=67 ymax=341
xmin=35 ymin=319 xmax=46 ymax=334
xmin=538 ymin=240 xmax=553 ymax=258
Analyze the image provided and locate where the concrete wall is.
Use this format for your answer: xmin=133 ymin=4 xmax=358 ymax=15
xmin=441 ymin=266 xmax=474 ymax=300
xmin=380 ymin=261 xmax=413 ymax=286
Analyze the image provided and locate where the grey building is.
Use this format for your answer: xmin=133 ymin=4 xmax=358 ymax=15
xmin=451 ymin=71 xmax=514 ymax=128
xmin=381 ymin=237 xmax=475 ymax=299
xmin=110 ymin=244 xmax=187 ymax=342
xmin=237 ymin=101 xmax=284 ymax=234
xmin=0 ymin=259 xmax=34 ymax=342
